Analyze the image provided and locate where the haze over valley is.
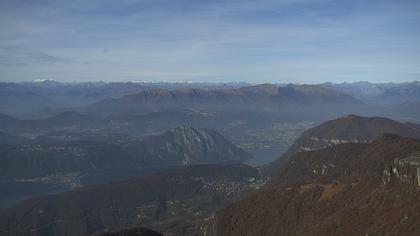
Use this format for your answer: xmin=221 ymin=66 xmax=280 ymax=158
xmin=1 ymin=80 xmax=420 ymax=235
xmin=1 ymin=0 xmax=420 ymax=235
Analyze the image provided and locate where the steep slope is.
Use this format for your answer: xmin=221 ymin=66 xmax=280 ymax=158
xmin=214 ymin=135 xmax=420 ymax=236
xmin=0 ymin=164 xmax=265 ymax=236
xmin=0 ymin=126 xmax=251 ymax=180
xmin=289 ymin=114 xmax=420 ymax=153
xmin=142 ymin=126 xmax=251 ymax=165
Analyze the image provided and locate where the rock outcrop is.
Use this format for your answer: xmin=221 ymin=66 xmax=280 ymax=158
xmin=382 ymin=152 xmax=420 ymax=186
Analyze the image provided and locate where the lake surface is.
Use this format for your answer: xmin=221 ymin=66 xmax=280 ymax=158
xmin=0 ymin=166 xmax=172 ymax=212
xmin=245 ymin=147 xmax=288 ymax=166
xmin=0 ymin=181 xmax=65 ymax=212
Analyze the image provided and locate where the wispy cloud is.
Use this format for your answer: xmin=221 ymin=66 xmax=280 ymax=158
xmin=0 ymin=47 xmax=73 ymax=67
xmin=0 ymin=0 xmax=419 ymax=83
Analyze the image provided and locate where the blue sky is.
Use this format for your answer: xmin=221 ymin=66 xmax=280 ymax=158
xmin=0 ymin=0 xmax=419 ymax=83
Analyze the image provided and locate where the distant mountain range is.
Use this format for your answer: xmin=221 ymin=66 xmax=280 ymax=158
xmin=1 ymin=80 xmax=419 ymax=116
xmin=214 ymin=135 xmax=420 ymax=235
xmin=94 ymin=83 xmax=360 ymax=107
xmin=89 ymin=84 xmax=362 ymax=120
xmin=0 ymin=81 xmax=250 ymax=115
xmin=323 ymin=81 xmax=420 ymax=105
xmin=2 ymin=81 xmax=420 ymax=123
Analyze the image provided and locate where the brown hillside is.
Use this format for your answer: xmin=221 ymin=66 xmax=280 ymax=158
xmin=215 ymin=135 xmax=420 ymax=236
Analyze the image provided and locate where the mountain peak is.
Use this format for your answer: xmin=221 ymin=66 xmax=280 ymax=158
xmin=285 ymin=115 xmax=420 ymax=154
xmin=239 ymin=84 xmax=280 ymax=95
xmin=171 ymin=125 xmax=195 ymax=132
xmin=143 ymin=126 xmax=252 ymax=165
xmin=33 ymin=78 xmax=55 ymax=83
xmin=341 ymin=114 xmax=362 ymax=119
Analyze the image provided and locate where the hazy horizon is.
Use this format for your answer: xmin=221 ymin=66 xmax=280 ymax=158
xmin=2 ymin=78 xmax=420 ymax=85
xmin=1 ymin=0 xmax=420 ymax=84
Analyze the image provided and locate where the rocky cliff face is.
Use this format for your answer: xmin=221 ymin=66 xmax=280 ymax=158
xmin=382 ymin=152 xmax=420 ymax=186
xmin=214 ymin=135 xmax=420 ymax=236
xmin=143 ymin=126 xmax=251 ymax=165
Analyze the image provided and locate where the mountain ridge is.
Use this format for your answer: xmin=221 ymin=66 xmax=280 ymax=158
xmin=265 ymin=114 xmax=420 ymax=176
xmin=214 ymin=135 xmax=420 ymax=236
xmin=90 ymin=84 xmax=362 ymax=115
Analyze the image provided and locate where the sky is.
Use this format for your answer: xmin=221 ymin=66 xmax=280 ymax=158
xmin=0 ymin=0 xmax=419 ymax=83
